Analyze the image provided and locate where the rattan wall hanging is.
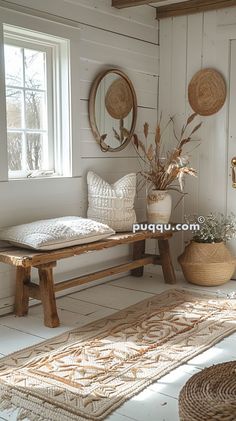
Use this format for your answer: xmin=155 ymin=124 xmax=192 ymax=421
xmin=188 ymin=68 xmax=226 ymax=116
xmin=105 ymin=78 xmax=133 ymax=120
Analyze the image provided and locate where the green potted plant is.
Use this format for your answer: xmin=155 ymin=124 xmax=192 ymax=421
xmin=179 ymin=213 xmax=236 ymax=286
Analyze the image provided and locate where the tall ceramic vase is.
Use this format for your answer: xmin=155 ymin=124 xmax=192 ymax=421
xmin=147 ymin=190 xmax=172 ymax=224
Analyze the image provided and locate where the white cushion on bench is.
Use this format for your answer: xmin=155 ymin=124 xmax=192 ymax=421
xmin=0 ymin=216 xmax=115 ymax=251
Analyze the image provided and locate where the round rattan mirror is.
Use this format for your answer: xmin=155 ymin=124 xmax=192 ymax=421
xmin=89 ymin=69 xmax=137 ymax=152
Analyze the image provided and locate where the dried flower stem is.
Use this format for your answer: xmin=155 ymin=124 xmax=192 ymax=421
xmin=132 ymin=113 xmax=201 ymax=194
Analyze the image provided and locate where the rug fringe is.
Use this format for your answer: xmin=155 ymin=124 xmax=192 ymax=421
xmin=0 ymin=384 xmax=86 ymax=421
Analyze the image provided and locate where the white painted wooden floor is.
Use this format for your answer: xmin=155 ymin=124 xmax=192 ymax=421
xmin=0 ymin=270 xmax=236 ymax=421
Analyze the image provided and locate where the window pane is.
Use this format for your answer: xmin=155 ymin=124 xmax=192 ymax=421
xmin=6 ymin=89 xmax=23 ymax=128
xmin=24 ymin=49 xmax=46 ymax=90
xmin=25 ymin=91 xmax=46 ymax=130
xmin=8 ymin=133 xmax=22 ymax=171
xmin=3 ymin=27 xmax=58 ymax=177
xmin=4 ymin=45 xmax=23 ymax=87
xmin=26 ymin=133 xmax=42 ymax=170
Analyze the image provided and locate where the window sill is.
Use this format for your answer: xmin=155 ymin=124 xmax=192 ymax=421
xmin=1 ymin=175 xmax=81 ymax=183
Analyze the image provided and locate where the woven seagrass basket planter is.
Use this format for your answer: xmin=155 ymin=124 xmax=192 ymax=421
xmin=178 ymin=241 xmax=236 ymax=286
xmin=179 ymin=361 xmax=236 ymax=421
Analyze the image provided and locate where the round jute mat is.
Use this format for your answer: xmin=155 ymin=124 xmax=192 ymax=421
xmin=105 ymin=77 xmax=133 ymax=120
xmin=179 ymin=361 xmax=236 ymax=421
xmin=188 ymin=68 xmax=226 ymax=116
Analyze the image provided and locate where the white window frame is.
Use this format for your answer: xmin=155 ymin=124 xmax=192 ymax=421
xmin=0 ymin=7 xmax=81 ymax=182
xmin=4 ymin=33 xmax=54 ymax=177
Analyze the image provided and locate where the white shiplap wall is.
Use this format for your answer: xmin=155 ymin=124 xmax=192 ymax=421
xmin=159 ymin=6 xmax=236 ymax=266
xmin=0 ymin=0 xmax=159 ymax=313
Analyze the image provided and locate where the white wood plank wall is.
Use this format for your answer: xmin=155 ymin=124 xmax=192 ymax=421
xmin=0 ymin=0 xmax=159 ymax=313
xmin=159 ymin=6 xmax=236 ymax=266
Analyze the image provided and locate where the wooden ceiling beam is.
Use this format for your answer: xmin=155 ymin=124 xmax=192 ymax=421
xmin=112 ymin=0 xmax=164 ymax=9
xmin=156 ymin=0 xmax=236 ymax=19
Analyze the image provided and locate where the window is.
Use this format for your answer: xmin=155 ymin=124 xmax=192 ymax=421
xmin=3 ymin=25 xmax=71 ymax=178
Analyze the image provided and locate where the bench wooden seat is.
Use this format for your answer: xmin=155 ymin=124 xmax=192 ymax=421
xmin=0 ymin=230 xmax=176 ymax=328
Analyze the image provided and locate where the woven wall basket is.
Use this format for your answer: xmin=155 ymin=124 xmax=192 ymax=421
xmin=188 ymin=68 xmax=226 ymax=116
xmin=179 ymin=361 xmax=236 ymax=421
xmin=105 ymin=78 xmax=133 ymax=119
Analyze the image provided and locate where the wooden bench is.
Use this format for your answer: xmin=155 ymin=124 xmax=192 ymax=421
xmin=0 ymin=231 xmax=176 ymax=328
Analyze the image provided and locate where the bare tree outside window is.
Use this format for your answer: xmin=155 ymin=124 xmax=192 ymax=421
xmin=5 ymin=43 xmax=48 ymax=174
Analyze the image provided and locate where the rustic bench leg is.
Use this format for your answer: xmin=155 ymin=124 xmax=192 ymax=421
xmin=131 ymin=240 xmax=146 ymax=277
xmin=15 ymin=267 xmax=31 ymax=316
xmin=37 ymin=262 xmax=60 ymax=328
xmin=158 ymin=238 xmax=176 ymax=284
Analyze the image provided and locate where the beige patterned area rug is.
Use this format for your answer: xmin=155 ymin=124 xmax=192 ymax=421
xmin=1 ymin=289 xmax=236 ymax=421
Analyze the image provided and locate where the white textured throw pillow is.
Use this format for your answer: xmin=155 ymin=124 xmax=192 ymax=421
xmin=0 ymin=216 xmax=115 ymax=251
xmin=87 ymin=171 xmax=137 ymax=232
